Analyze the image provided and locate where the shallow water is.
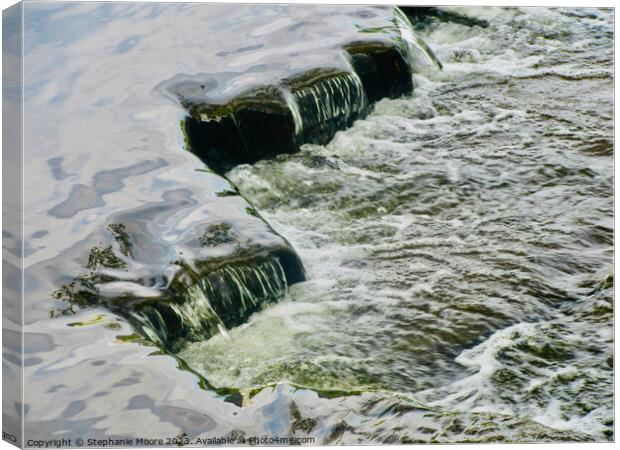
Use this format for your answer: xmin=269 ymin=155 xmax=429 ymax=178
xmin=8 ymin=3 xmax=613 ymax=445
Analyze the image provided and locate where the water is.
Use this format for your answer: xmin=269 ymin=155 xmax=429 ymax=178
xmin=9 ymin=3 xmax=613 ymax=445
xmin=181 ymin=5 xmax=614 ymax=442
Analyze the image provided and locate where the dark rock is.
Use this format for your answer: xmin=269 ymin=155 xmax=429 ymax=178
xmin=399 ymin=6 xmax=490 ymax=29
xmin=184 ymin=85 xmax=299 ymax=174
xmin=344 ymin=41 xmax=414 ymax=103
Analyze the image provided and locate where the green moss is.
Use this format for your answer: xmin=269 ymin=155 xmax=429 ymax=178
xmin=179 ymin=119 xmax=191 ymax=150
xmin=67 ymin=314 xmax=106 ymax=327
xmin=290 ymin=402 xmax=318 ymax=434
xmin=51 ymin=229 xmax=129 ymax=314
xmin=215 ymin=189 xmax=239 ymax=197
xmin=86 ymin=245 xmax=125 ymax=270
xmin=199 ymin=223 xmax=236 ymax=247
xmin=245 ymin=206 xmax=261 ymax=218
xmin=108 ymin=223 xmax=133 ymax=257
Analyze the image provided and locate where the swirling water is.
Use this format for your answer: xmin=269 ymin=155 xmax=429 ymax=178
xmin=9 ymin=3 xmax=613 ymax=445
xmin=180 ymin=6 xmax=614 ymax=442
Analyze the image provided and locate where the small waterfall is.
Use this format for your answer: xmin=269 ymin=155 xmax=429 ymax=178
xmin=180 ymin=69 xmax=372 ymax=174
xmin=121 ymin=258 xmax=289 ymax=352
xmin=128 ymin=285 xmax=223 ymax=349
xmin=53 ymin=221 xmax=300 ymax=353
xmin=393 ymin=8 xmax=443 ymax=71
xmin=280 ymin=88 xmax=304 ymax=142
xmin=92 ymin=6 xmax=445 ymax=352
xmin=282 ymin=69 xmax=368 ymax=145
xmin=54 ymin=5 xmax=445 ymax=355
xmin=172 ymin=25 xmax=444 ymax=174
xmin=118 ymin=258 xmax=288 ymax=352
xmin=200 ymin=258 xmax=288 ymax=326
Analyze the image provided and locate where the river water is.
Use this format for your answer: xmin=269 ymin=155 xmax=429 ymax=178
xmin=9 ymin=3 xmax=613 ymax=445
xmin=180 ymin=5 xmax=614 ymax=442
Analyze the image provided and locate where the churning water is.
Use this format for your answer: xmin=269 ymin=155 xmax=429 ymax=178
xmin=180 ymin=6 xmax=614 ymax=441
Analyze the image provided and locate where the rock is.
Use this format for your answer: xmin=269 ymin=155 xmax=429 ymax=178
xmin=184 ymin=85 xmax=299 ymax=174
xmin=399 ymin=6 xmax=490 ymax=29
xmin=344 ymin=41 xmax=414 ymax=103
xmin=178 ymin=42 xmax=415 ymax=175
xmin=167 ymin=6 xmax=443 ymax=175
xmin=53 ymin=193 xmax=306 ymax=353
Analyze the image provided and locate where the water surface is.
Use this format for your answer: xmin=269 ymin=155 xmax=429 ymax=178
xmin=10 ymin=3 xmax=613 ymax=444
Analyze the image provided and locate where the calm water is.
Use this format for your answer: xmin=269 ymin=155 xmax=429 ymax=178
xmin=9 ymin=3 xmax=613 ymax=445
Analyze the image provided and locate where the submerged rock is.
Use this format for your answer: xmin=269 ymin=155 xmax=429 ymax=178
xmin=344 ymin=41 xmax=414 ymax=104
xmin=183 ymin=85 xmax=299 ymax=174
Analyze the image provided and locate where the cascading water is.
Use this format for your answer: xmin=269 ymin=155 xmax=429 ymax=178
xmin=394 ymin=7 xmax=443 ymax=71
xmin=49 ymin=3 xmax=444 ymax=356
xmin=126 ymin=258 xmax=289 ymax=351
xmin=170 ymin=7 xmax=439 ymax=174
xmin=284 ymin=69 xmax=369 ymax=144
xmin=52 ymin=216 xmax=302 ymax=353
xmin=52 ymin=4 xmax=437 ymax=354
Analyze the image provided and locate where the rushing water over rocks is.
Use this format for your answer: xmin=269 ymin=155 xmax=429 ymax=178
xmin=181 ymin=5 xmax=614 ymax=442
xmin=8 ymin=3 xmax=613 ymax=445
xmin=40 ymin=4 xmax=441 ymax=355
